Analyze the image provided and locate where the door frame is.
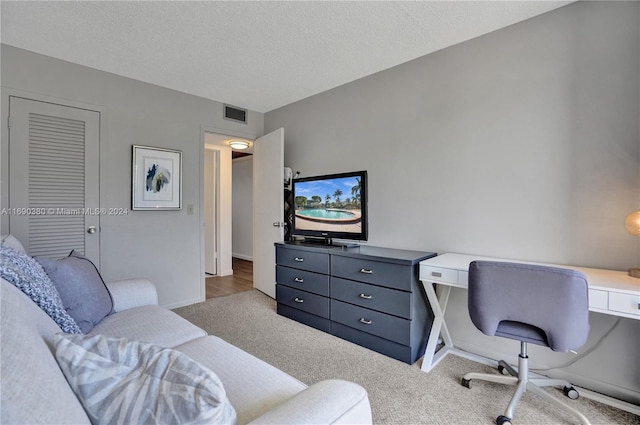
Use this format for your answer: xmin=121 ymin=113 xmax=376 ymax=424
xmin=1 ymin=88 xmax=107 ymax=263
xmin=203 ymin=148 xmax=219 ymax=276
xmin=199 ymin=125 xmax=255 ymax=301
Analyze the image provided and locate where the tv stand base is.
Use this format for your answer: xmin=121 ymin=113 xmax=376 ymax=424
xmin=298 ymin=237 xmax=359 ymax=248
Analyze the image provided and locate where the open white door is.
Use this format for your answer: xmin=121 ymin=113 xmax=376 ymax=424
xmin=252 ymin=128 xmax=284 ymax=298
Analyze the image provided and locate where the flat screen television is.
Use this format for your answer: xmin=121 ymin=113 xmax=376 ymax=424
xmin=291 ymin=170 xmax=368 ymax=245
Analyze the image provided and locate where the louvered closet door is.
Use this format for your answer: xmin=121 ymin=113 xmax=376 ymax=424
xmin=8 ymin=97 xmax=100 ymax=266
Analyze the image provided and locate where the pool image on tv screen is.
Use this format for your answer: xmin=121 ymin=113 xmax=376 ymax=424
xmin=293 ymin=175 xmax=363 ymax=234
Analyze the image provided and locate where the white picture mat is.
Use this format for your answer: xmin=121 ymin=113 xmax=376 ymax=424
xmin=132 ymin=146 xmax=182 ymax=210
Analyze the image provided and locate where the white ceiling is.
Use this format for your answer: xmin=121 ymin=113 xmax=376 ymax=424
xmin=1 ymin=1 xmax=573 ymax=113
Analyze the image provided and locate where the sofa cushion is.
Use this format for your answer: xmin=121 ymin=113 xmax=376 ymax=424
xmin=248 ymin=380 xmax=372 ymax=425
xmin=90 ymin=304 xmax=207 ymax=348
xmin=54 ymin=333 xmax=237 ymax=425
xmin=0 ymin=245 xmax=81 ymax=334
xmin=37 ymin=250 xmax=113 ymax=333
xmin=177 ymin=335 xmax=307 ymax=425
xmin=1 ymin=279 xmax=91 ymax=425
xmin=1 ymin=234 xmax=26 ymax=253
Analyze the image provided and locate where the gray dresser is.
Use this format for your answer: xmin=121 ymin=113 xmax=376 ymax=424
xmin=275 ymin=242 xmax=436 ymax=364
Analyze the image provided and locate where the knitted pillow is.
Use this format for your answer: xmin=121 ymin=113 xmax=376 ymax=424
xmin=0 ymin=245 xmax=81 ymax=333
xmin=54 ymin=333 xmax=237 ymax=425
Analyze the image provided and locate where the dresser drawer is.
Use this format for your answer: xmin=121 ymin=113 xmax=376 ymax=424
xmin=608 ymin=292 xmax=640 ymax=317
xmin=278 ymin=304 xmax=331 ymax=333
xmin=331 ymin=256 xmax=412 ymax=291
xmin=276 ymin=265 xmax=329 ymax=296
xmin=276 ymin=284 xmax=329 ymax=319
xmin=331 ymin=277 xmax=411 ymax=319
xmin=330 ymin=300 xmax=410 ymax=345
xmin=276 ymin=246 xmax=329 ymax=274
xmin=331 ymin=322 xmax=413 ymax=364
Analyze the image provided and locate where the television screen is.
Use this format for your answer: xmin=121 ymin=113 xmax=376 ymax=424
xmin=291 ymin=170 xmax=368 ymax=244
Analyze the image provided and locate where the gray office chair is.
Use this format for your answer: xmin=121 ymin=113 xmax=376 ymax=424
xmin=461 ymin=261 xmax=591 ymax=425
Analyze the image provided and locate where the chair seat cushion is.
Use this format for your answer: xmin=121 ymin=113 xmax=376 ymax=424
xmin=495 ymin=320 xmax=548 ymax=346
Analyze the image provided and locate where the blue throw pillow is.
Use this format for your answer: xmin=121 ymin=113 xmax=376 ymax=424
xmin=37 ymin=251 xmax=113 ymax=333
xmin=0 ymin=245 xmax=81 ymax=333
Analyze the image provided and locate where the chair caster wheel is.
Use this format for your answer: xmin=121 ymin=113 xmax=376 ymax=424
xmin=496 ymin=415 xmax=512 ymax=425
xmin=498 ymin=365 xmax=509 ymax=375
xmin=563 ymin=386 xmax=579 ymax=400
xmin=461 ymin=378 xmax=471 ymax=389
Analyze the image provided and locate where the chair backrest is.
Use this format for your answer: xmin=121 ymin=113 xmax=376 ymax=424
xmin=468 ymin=261 xmax=590 ymax=352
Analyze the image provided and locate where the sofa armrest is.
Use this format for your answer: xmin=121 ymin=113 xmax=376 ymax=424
xmin=248 ymin=380 xmax=372 ymax=425
xmin=105 ymin=278 xmax=158 ymax=312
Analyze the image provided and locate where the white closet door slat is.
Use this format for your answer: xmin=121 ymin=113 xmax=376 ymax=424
xmin=9 ymin=97 xmax=101 ymax=265
xmin=28 ymin=113 xmax=86 ymax=258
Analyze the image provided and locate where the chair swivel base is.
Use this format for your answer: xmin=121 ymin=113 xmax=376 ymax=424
xmin=461 ymin=352 xmax=591 ymax=425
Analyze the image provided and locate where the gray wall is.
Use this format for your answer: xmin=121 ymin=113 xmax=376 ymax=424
xmin=1 ymin=45 xmax=264 ymax=308
xmin=265 ymin=2 xmax=639 ymax=403
xmin=232 ymin=156 xmax=253 ymax=260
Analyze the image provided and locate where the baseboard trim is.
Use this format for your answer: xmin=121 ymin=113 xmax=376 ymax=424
xmin=232 ymin=253 xmax=253 ymax=262
xmin=164 ymin=296 xmax=203 ymax=310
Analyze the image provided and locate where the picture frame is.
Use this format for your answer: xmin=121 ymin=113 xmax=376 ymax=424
xmin=132 ymin=145 xmax=182 ymax=210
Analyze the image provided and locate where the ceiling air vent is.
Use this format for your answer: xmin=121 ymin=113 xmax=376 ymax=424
xmin=224 ymin=104 xmax=247 ymax=124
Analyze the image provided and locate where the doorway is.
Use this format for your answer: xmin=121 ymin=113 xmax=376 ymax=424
xmin=201 ymin=128 xmax=284 ymax=300
xmin=205 ymin=258 xmax=253 ymax=299
xmin=202 ymin=131 xmax=254 ymax=278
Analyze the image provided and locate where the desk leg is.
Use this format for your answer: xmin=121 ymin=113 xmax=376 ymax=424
xmin=421 ymin=282 xmax=453 ymax=372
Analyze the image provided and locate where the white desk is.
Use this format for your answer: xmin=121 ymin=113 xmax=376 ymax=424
xmin=419 ymin=253 xmax=640 ymax=373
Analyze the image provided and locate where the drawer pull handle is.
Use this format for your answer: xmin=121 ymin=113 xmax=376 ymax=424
xmin=294 ymin=297 xmax=304 ymax=303
xmin=431 ymin=271 xmax=442 ymax=278
xmin=294 ymin=277 xmax=304 ymax=283
xmin=359 ymin=293 xmax=373 ymax=300
xmin=294 ymin=257 xmax=304 ymax=262
xmin=359 ymin=268 xmax=373 ymax=274
xmin=359 ymin=318 xmax=372 ymax=325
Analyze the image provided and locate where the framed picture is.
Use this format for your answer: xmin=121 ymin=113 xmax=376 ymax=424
xmin=132 ymin=145 xmax=182 ymax=210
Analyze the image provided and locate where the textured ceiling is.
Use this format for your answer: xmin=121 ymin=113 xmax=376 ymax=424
xmin=1 ymin=1 xmax=572 ymax=113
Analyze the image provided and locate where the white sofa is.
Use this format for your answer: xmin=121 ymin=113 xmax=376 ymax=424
xmin=0 ymin=242 xmax=372 ymax=424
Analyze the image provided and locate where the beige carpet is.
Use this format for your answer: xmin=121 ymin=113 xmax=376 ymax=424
xmin=174 ymin=290 xmax=639 ymax=425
